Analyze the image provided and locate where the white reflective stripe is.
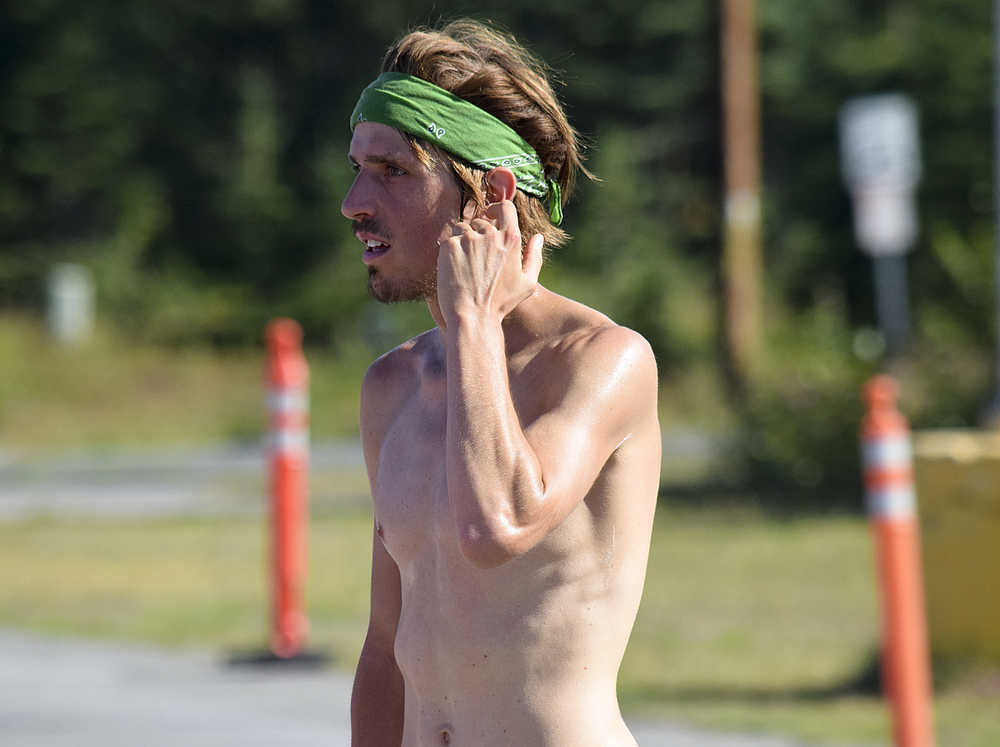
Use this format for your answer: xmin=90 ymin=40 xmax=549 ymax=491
xmin=862 ymin=435 xmax=911 ymax=470
xmin=268 ymin=388 xmax=308 ymax=413
xmin=866 ymin=485 xmax=916 ymax=518
xmin=270 ymin=429 xmax=310 ymax=454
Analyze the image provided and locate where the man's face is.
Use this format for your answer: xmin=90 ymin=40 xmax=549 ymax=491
xmin=341 ymin=122 xmax=464 ymax=303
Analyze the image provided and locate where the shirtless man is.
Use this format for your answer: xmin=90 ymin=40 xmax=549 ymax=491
xmin=344 ymin=20 xmax=661 ymax=746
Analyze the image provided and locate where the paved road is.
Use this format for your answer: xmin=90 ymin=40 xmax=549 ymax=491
xmin=0 ymin=440 xmax=368 ymax=519
xmin=0 ymin=431 xmax=729 ymax=520
xmin=0 ymin=630 xmax=812 ymax=746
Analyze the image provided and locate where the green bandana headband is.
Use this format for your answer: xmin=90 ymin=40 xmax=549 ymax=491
xmin=350 ymin=72 xmax=563 ymax=225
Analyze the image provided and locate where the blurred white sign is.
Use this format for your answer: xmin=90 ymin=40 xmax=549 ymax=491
xmin=47 ymin=263 xmax=94 ymax=346
xmin=839 ymin=94 xmax=922 ymax=255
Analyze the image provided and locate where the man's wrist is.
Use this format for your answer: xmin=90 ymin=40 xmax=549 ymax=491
xmin=445 ymin=308 xmax=505 ymax=352
xmin=447 ymin=305 xmax=504 ymax=332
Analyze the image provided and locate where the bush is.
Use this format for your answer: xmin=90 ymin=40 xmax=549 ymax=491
xmin=739 ymin=304 xmax=875 ymax=509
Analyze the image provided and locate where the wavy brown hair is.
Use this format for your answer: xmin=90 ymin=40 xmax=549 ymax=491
xmin=380 ymin=19 xmax=594 ymax=250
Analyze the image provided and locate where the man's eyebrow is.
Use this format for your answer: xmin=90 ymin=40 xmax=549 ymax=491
xmin=348 ymin=152 xmax=412 ymax=167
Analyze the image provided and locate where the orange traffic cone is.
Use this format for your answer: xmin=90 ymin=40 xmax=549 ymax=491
xmin=266 ymin=318 xmax=310 ymax=659
xmin=861 ymin=375 xmax=934 ymax=747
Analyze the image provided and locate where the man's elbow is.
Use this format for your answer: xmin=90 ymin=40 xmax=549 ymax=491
xmin=456 ymin=520 xmax=528 ymax=569
xmin=454 ymin=481 xmax=547 ymax=568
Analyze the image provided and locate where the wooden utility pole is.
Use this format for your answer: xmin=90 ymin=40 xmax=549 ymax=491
xmin=988 ymin=0 xmax=1000 ymax=426
xmin=721 ymin=0 xmax=763 ymax=388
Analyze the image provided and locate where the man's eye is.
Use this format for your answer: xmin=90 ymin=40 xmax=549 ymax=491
xmin=349 ymin=162 xmax=360 ymax=174
xmin=387 ymin=166 xmax=407 ymax=177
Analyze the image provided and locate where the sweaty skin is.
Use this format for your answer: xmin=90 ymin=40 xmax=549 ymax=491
xmin=345 ymin=122 xmax=660 ymax=746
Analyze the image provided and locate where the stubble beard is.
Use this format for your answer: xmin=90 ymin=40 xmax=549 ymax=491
xmin=367 ymin=266 xmax=437 ymax=304
xmin=354 ymin=215 xmax=438 ymax=304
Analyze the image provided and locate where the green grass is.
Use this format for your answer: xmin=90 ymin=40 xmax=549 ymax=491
xmin=2 ymin=506 xmax=998 ymax=746
xmin=0 ymin=314 xmax=372 ymax=452
xmin=0 ymin=313 xmax=735 ymax=454
xmin=624 ymin=504 xmax=888 ymax=744
xmin=0 ymin=512 xmax=374 ymax=667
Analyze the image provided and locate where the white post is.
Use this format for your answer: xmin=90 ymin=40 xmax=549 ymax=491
xmin=46 ymin=263 xmax=94 ymax=346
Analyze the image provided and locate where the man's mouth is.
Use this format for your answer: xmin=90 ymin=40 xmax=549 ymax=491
xmin=361 ymin=237 xmax=391 ymax=263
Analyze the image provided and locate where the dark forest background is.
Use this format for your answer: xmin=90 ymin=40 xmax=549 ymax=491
xmin=1 ymin=0 xmax=994 ymax=502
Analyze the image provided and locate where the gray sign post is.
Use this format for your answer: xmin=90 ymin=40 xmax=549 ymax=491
xmin=839 ymin=94 xmax=922 ymax=358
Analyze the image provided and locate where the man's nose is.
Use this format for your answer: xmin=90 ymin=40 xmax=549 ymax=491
xmin=341 ymin=176 xmax=373 ymax=221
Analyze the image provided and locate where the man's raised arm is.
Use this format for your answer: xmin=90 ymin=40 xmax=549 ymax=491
xmin=436 ymin=194 xmax=658 ymax=568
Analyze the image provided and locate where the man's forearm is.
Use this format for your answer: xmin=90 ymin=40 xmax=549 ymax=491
xmin=351 ymin=644 xmax=404 ymax=746
xmin=445 ymin=312 xmax=545 ymax=566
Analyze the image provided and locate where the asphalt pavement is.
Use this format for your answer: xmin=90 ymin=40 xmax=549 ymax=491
xmin=0 ymin=630 xmax=814 ymax=746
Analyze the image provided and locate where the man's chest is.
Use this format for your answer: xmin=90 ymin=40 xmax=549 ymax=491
xmin=371 ymin=389 xmax=449 ymax=564
xmin=369 ymin=354 xmax=555 ymax=566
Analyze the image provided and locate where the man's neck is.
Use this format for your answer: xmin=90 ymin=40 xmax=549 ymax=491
xmin=426 ymin=288 xmax=546 ymax=356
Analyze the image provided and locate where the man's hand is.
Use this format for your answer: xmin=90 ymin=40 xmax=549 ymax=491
xmin=437 ymin=199 xmax=544 ymax=326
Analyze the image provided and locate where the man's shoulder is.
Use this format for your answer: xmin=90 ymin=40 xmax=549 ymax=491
xmin=525 ymin=291 xmax=657 ymax=408
xmin=359 ymin=329 xmax=441 ymax=448
xmin=542 ymin=292 xmax=655 ymax=369
xmin=362 ymin=328 xmax=438 ymax=389
xmin=545 ymin=299 xmax=660 ymax=446
xmin=561 ymin=322 xmax=658 ymax=394
xmin=360 ymin=329 xmax=441 ymax=429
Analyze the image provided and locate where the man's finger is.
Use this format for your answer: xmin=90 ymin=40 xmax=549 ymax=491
xmin=523 ymin=233 xmax=544 ymax=280
xmin=484 ymin=199 xmax=519 ymax=235
xmin=469 ymin=217 xmax=495 ymax=235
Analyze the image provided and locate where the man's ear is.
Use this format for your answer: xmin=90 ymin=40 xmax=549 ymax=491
xmin=485 ymin=168 xmax=517 ymax=203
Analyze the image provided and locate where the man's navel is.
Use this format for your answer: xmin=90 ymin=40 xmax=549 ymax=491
xmin=437 ymin=723 xmax=453 ymax=744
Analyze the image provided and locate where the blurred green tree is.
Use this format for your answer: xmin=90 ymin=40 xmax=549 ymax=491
xmin=0 ymin=1 xmax=994 ymax=497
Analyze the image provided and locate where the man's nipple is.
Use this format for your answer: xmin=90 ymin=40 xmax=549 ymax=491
xmin=376 ymin=521 xmax=384 ymax=540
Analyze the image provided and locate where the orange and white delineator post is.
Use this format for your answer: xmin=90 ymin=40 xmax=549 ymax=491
xmin=265 ymin=318 xmax=310 ymax=659
xmin=861 ymin=375 xmax=934 ymax=747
